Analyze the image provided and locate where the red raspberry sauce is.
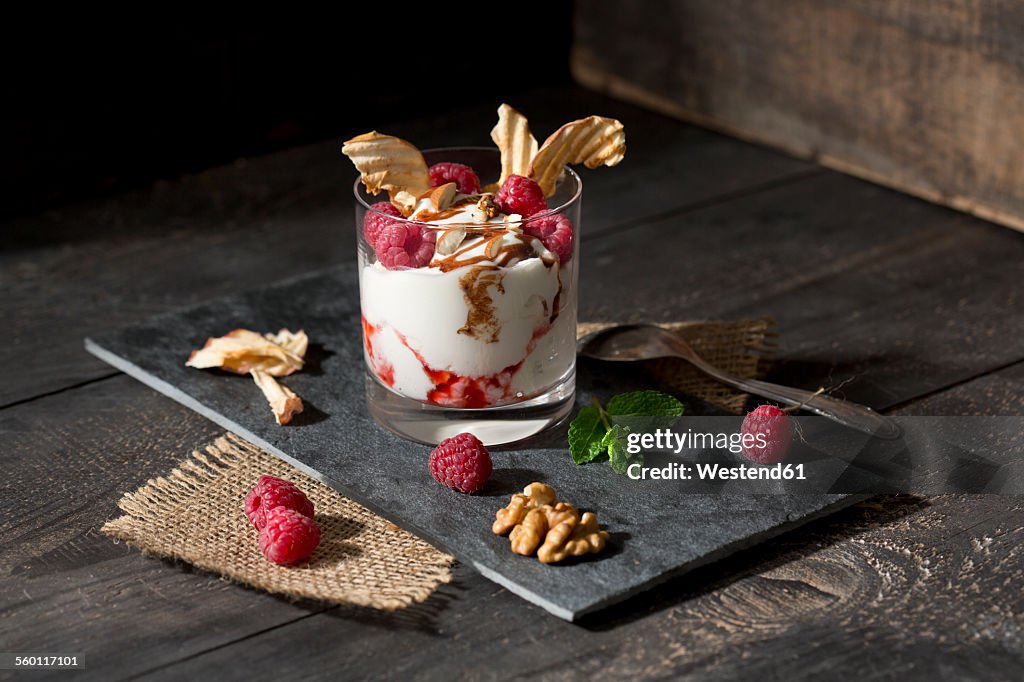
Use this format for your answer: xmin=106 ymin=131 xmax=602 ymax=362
xmin=361 ymin=316 xmax=395 ymax=387
xmin=361 ymin=315 xmax=549 ymax=408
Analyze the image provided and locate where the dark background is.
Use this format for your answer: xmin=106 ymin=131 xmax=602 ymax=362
xmin=1 ymin=8 xmax=574 ymax=220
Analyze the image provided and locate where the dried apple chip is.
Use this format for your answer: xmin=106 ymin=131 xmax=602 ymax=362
xmin=265 ymin=328 xmax=308 ymax=361
xmin=251 ymin=369 xmax=304 ymax=425
xmin=186 ymin=328 xmax=308 ymax=426
xmin=490 ymin=103 xmax=538 ymax=185
xmin=529 ymin=115 xmax=626 ymax=196
xmin=341 ymin=131 xmax=431 ymax=211
xmin=186 ymin=329 xmax=306 ymax=377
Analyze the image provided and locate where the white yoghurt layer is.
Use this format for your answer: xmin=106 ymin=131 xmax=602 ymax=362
xmin=360 ymin=219 xmax=575 ymax=406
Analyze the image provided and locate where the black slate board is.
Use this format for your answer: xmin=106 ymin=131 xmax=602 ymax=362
xmin=85 ymin=264 xmax=855 ymax=621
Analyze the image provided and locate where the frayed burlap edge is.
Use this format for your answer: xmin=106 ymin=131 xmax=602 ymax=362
xmin=102 ymin=433 xmax=453 ymax=610
xmin=577 ymin=318 xmax=776 ymax=414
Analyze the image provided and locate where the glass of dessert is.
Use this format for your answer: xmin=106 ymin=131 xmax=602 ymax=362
xmin=343 ymin=104 xmax=625 ymax=445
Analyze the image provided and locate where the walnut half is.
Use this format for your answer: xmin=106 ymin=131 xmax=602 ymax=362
xmin=538 ymin=512 xmax=608 ymax=564
xmin=492 ymin=482 xmax=608 ymax=564
xmin=510 ymin=508 xmax=548 ymax=556
xmin=492 ymin=483 xmax=556 ymax=535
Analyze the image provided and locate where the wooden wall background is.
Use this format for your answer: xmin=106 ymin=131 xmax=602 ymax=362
xmin=572 ymin=0 xmax=1024 ymax=232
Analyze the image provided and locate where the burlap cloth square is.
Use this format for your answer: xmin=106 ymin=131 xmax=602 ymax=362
xmin=102 ymin=318 xmax=775 ymax=609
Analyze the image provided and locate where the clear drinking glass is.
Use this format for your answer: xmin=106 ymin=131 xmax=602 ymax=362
xmin=354 ymin=147 xmax=581 ymax=446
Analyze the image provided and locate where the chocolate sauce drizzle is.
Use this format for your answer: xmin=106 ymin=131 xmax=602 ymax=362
xmin=430 ymin=229 xmax=560 ymax=343
xmin=457 ymin=267 xmax=504 ymax=342
xmin=410 ymin=196 xmax=478 ymax=223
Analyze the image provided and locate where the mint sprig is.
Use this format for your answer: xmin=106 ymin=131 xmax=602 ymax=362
xmin=568 ymin=390 xmax=684 ymax=474
xmin=603 ymin=424 xmax=636 ymax=474
xmin=568 ymin=405 xmax=605 ymax=464
xmin=606 ymin=391 xmax=686 ymax=418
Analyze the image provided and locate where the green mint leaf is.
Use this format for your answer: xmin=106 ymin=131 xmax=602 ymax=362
xmin=604 ymin=424 xmax=640 ymax=475
xmin=568 ymin=405 xmax=608 ymax=464
xmin=606 ymin=390 xmax=684 ymax=418
xmin=568 ymin=392 xmax=682 ymax=472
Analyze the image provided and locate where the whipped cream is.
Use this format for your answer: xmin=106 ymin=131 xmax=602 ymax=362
xmin=409 ymin=194 xmax=502 ymax=226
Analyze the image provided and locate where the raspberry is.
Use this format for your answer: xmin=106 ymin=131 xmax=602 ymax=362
xmin=523 ymin=214 xmax=574 ymax=262
xmin=495 ymin=175 xmax=547 ymax=217
xmin=428 ymin=432 xmax=492 ymax=493
xmin=363 ymin=201 xmax=403 ymax=248
xmin=740 ymin=405 xmax=793 ymax=465
xmin=429 ymin=162 xmax=481 ymax=194
xmin=258 ymin=506 xmax=321 ymax=565
xmin=244 ymin=475 xmax=315 ymax=530
xmin=375 ymin=222 xmax=437 ymax=269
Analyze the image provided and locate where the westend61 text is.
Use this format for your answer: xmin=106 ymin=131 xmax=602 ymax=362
xmin=627 ymin=462 xmax=807 ymax=481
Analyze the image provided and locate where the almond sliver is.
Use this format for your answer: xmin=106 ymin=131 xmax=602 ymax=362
xmin=529 ymin=116 xmax=626 ymax=196
xmin=427 ymin=182 xmax=458 ymax=211
xmin=435 ymin=227 xmax=467 ymax=256
xmin=491 ymin=104 xmax=538 ymax=185
xmin=391 ymin=190 xmax=419 ymax=215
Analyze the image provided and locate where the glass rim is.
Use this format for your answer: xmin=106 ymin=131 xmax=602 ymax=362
xmin=351 ymin=145 xmax=583 ymax=230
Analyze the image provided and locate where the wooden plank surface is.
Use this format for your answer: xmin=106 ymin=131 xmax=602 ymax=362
xmin=581 ymin=172 xmax=1024 ymax=410
xmin=572 ymin=0 xmax=1024 ymax=232
xmin=5 ymin=85 xmax=1024 ymax=680
xmin=1 ymin=87 xmax=813 ymax=408
xmin=0 ymin=377 xmax=326 ymax=680
xmin=4 ymin=374 xmax=1023 ymax=681
xmin=139 ymin=494 xmax=1024 ymax=681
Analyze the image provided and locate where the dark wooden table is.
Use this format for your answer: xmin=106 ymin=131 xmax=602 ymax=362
xmin=5 ymin=87 xmax=1024 ymax=681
